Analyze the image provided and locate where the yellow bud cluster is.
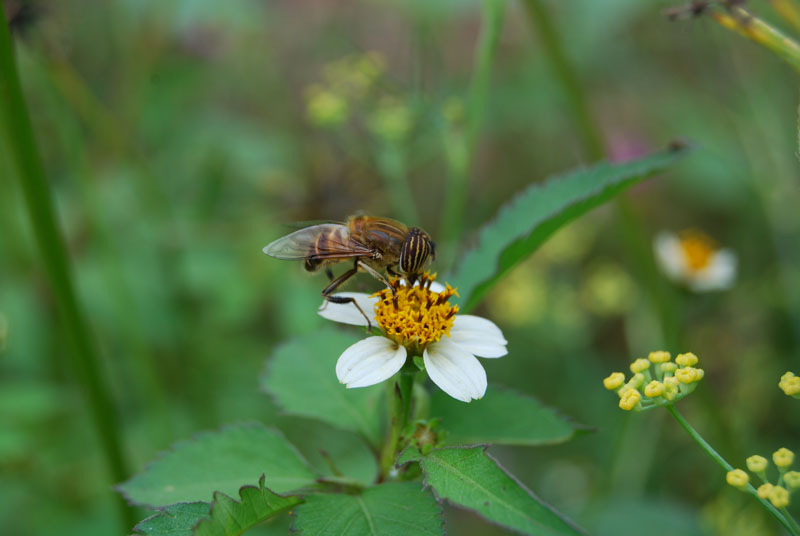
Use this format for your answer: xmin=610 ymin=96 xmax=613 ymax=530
xmin=601 ymin=350 xmax=704 ymax=411
xmin=728 ymin=449 xmax=800 ymax=508
xmin=779 ymin=371 xmax=800 ymax=398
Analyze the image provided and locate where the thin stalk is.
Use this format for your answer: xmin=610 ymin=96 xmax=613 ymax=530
xmin=523 ymin=0 xmax=604 ymax=161
xmin=770 ymin=0 xmax=800 ymax=33
xmin=440 ymin=0 xmax=505 ymax=261
xmin=711 ymin=7 xmax=800 ymax=72
xmin=378 ymin=367 xmax=416 ymax=481
xmin=665 ymin=405 xmax=798 ymax=535
xmin=0 ymin=13 xmax=135 ymax=531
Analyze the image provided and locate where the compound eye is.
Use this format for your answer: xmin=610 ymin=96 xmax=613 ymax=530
xmin=400 ymin=228 xmax=432 ymax=275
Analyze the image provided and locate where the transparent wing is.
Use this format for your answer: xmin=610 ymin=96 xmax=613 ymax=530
xmin=262 ymin=224 xmax=372 ymax=260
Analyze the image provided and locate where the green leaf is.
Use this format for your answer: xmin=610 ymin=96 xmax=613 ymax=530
xmin=133 ymin=503 xmax=210 ymax=536
xmin=118 ymin=423 xmax=317 ymax=507
xmin=451 ymin=145 xmax=691 ymax=311
xmin=262 ymin=328 xmax=383 ymax=447
xmin=292 ymin=482 xmax=443 ymax=535
xmin=193 ymin=475 xmax=303 ymax=536
xmin=429 ymin=385 xmax=578 ymax=446
xmin=406 ymin=447 xmax=585 ymax=536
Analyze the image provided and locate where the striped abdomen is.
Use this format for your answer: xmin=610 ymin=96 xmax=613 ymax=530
xmin=399 ymin=227 xmax=434 ymax=276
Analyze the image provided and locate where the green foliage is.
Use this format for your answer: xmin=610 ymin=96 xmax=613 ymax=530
xmin=292 ymin=483 xmax=443 ymax=535
xmin=261 ymin=328 xmax=383 ymax=447
xmin=118 ymin=424 xmax=316 ymax=507
xmin=451 ymin=145 xmax=691 ymax=311
xmin=401 ymin=447 xmax=584 ymax=536
xmin=429 ymin=385 xmax=578 ymax=446
xmin=193 ymin=475 xmax=302 ymax=536
xmin=133 ymin=503 xmax=210 ymax=536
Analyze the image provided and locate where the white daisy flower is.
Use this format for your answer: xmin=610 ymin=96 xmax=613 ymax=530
xmin=654 ymin=230 xmax=737 ymax=292
xmin=318 ymin=274 xmax=508 ymax=402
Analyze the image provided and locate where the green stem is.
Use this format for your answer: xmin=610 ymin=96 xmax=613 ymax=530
xmin=378 ymin=367 xmax=416 ymax=481
xmin=0 ymin=13 xmax=135 ymax=531
xmin=523 ymin=0 xmax=604 ymax=161
xmin=440 ymin=0 xmax=505 ymax=262
xmin=665 ymin=406 xmax=798 ymax=535
xmin=782 ymin=508 xmax=800 ymax=535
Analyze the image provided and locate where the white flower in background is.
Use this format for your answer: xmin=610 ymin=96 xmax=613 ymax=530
xmin=654 ymin=230 xmax=737 ymax=292
xmin=318 ymin=274 xmax=507 ymax=402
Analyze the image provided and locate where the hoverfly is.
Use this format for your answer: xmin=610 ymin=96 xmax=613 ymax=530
xmin=263 ymin=215 xmax=435 ymax=325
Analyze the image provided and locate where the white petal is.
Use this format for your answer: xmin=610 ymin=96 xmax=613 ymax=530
xmin=317 ymin=292 xmax=378 ymax=326
xmin=451 ymin=315 xmax=506 ymax=342
xmin=429 ymin=281 xmax=446 ymax=293
xmin=336 ymin=336 xmax=407 ymax=388
xmin=424 ymin=340 xmax=487 ymax=402
xmin=654 ymin=232 xmax=687 ymax=281
xmin=449 ymin=333 xmax=508 ymax=358
xmin=689 ymin=249 xmax=737 ymax=292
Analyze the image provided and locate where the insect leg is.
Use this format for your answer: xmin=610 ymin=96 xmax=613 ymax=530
xmin=357 ymin=260 xmax=391 ymax=288
xmin=322 ymin=259 xmax=373 ymax=329
xmin=325 ymin=267 xmax=335 ymax=281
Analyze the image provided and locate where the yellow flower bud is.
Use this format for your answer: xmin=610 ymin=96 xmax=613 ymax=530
xmin=769 ymin=486 xmax=790 ymax=508
xmin=662 ymin=382 xmax=679 ymax=401
xmin=630 ymin=358 xmax=651 ymax=373
xmin=306 ymin=87 xmax=349 ymax=126
xmin=675 ymin=352 xmax=698 ymax=367
xmin=627 ymin=373 xmax=645 ymax=389
xmin=648 ymin=351 xmax=671 ymax=363
xmin=784 ymin=471 xmax=800 ymax=490
xmin=726 ymin=469 xmax=749 ymax=489
xmin=675 ymin=367 xmax=698 ymax=384
xmin=694 ymin=368 xmax=704 ymax=381
xmin=746 ymin=455 xmax=768 ymax=473
xmin=660 ymin=362 xmax=678 ymax=374
xmin=757 ymin=483 xmax=773 ymax=499
xmin=779 ymin=372 xmax=800 ymax=397
xmin=603 ymin=372 xmax=625 ymax=390
xmin=619 ymin=389 xmax=641 ymax=411
xmin=773 ymin=448 xmax=795 ymax=468
xmin=644 ymin=381 xmax=664 ymax=398
xmin=617 ymin=384 xmax=632 ymax=398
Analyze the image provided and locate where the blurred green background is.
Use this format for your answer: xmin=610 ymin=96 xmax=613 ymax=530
xmin=1 ymin=0 xmax=799 ymax=534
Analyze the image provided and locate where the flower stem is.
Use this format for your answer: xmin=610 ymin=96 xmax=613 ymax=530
xmin=665 ymin=405 xmax=798 ymax=535
xmin=378 ymin=367 xmax=416 ymax=481
xmin=440 ymin=0 xmax=505 ymax=264
xmin=0 ymin=12 xmax=135 ymax=531
xmin=522 ymin=0 xmax=604 ymax=161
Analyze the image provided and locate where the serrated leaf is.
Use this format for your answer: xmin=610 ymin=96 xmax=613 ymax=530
xmin=430 ymin=385 xmax=577 ymax=446
xmin=262 ymin=328 xmax=383 ymax=447
xmin=292 ymin=482 xmax=443 ymax=535
xmin=451 ymin=145 xmax=690 ymax=311
xmin=192 ymin=474 xmax=302 ymax=536
xmin=407 ymin=447 xmax=585 ymax=536
xmin=133 ymin=502 xmax=211 ymax=536
xmin=118 ymin=423 xmax=317 ymax=507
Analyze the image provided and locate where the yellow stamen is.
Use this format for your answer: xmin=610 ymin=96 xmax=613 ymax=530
xmin=678 ymin=230 xmax=717 ymax=272
xmin=373 ymin=273 xmax=458 ymax=354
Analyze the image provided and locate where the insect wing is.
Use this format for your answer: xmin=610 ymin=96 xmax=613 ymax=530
xmin=262 ymin=224 xmax=372 ymax=260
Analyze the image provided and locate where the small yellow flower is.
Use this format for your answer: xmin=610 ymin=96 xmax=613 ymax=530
xmin=746 ymin=455 xmax=768 ymax=473
xmin=630 ymin=358 xmax=651 ymax=373
xmin=757 ymin=483 xmax=774 ymax=499
xmin=784 ymin=471 xmax=800 ymax=490
xmin=694 ymin=368 xmax=705 ymax=381
xmin=660 ymin=362 xmax=678 ymax=373
xmin=662 ymin=380 xmax=679 ymax=401
xmin=627 ymin=372 xmax=645 ymax=389
xmin=675 ymin=352 xmax=698 ymax=367
xmin=773 ymin=448 xmax=795 ymax=468
xmin=726 ymin=469 xmax=749 ymax=489
xmin=644 ymin=381 xmax=664 ymax=398
xmin=305 ymin=86 xmax=349 ymax=126
xmin=779 ymin=371 xmax=800 ymax=397
xmin=675 ymin=367 xmax=699 ymax=384
xmin=603 ymin=372 xmax=626 ymax=390
xmin=648 ymin=350 xmax=671 ymax=363
xmin=619 ymin=389 xmax=641 ymax=411
xmin=768 ymin=486 xmax=790 ymax=508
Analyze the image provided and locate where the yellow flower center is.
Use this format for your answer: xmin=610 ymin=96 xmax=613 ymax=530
xmin=373 ymin=273 xmax=458 ymax=354
xmin=678 ymin=230 xmax=716 ymax=272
